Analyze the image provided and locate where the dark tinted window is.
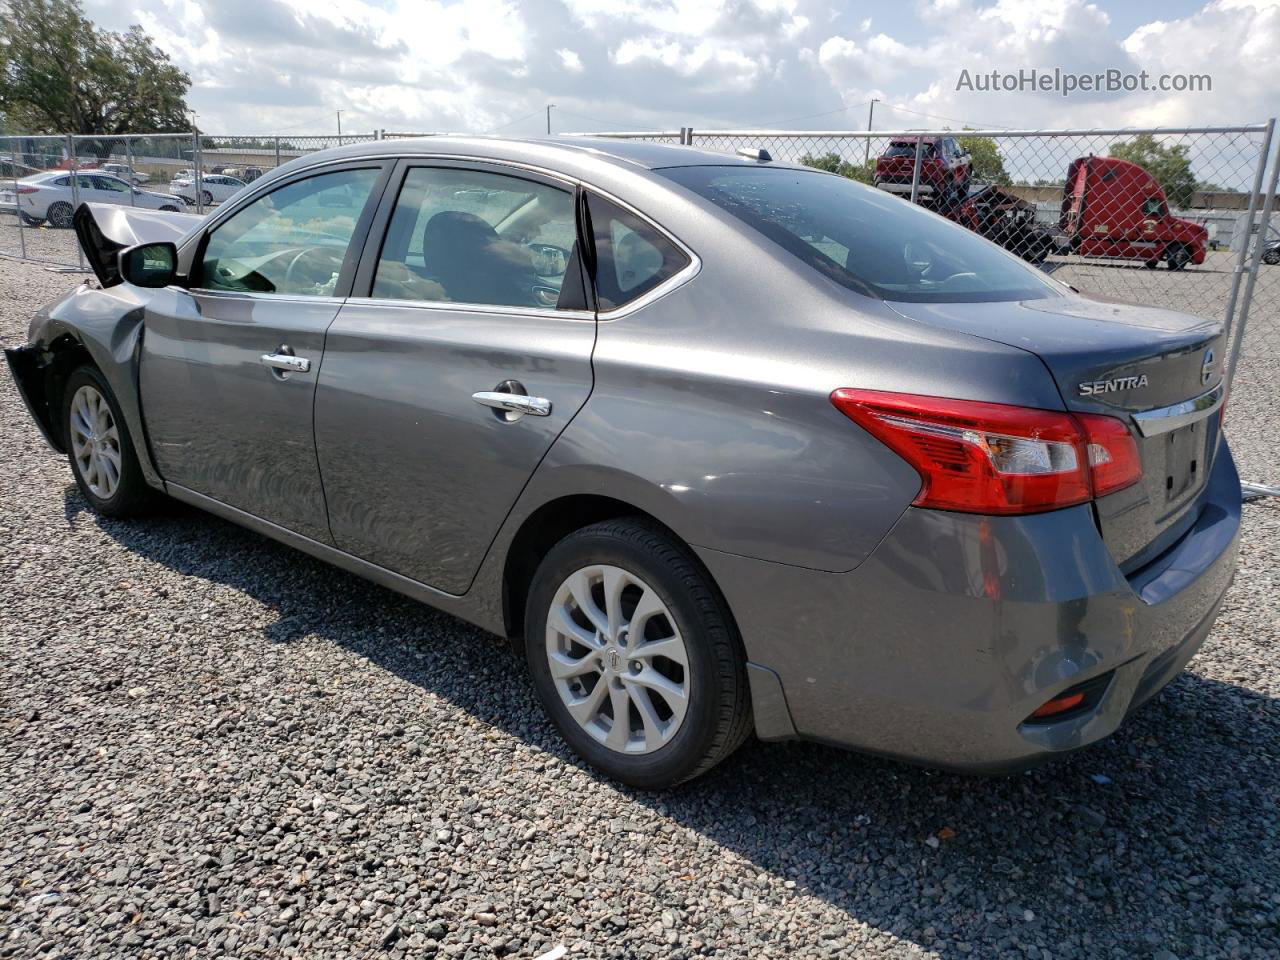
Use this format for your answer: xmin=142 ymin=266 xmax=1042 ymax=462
xmin=372 ymin=167 xmax=579 ymax=310
xmin=883 ymin=141 xmax=935 ymax=159
xmin=661 ymin=166 xmax=1060 ymax=304
xmin=586 ymin=194 xmax=690 ymax=311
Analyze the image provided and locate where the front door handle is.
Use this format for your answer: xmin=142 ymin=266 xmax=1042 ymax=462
xmin=261 ymin=352 xmax=311 ymax=373
xmin=472 ymin=391 xmax=552 ymax=418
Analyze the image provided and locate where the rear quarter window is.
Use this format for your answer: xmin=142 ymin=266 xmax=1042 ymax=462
xmin=586 ymin=194 xmax=690 ymax=312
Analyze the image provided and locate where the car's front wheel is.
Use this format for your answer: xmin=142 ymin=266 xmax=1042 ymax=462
xmin=525 ymin=518 xmax=752 ymax=788
xmin=200 ymin=190 xmax=213 ymax=205
xmin=62 ymin=366 xmax=156 ymax=518
xmin=1166 ymin=244 xmax=1191 ymax=270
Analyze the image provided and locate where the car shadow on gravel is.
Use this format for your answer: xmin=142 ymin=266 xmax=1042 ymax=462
xmin=73 ymin=489 xmax=1280 ymax=958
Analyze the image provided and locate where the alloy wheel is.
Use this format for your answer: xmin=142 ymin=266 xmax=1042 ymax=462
xmin=68 ymin=384 xmax=122 ymax=500
xmin=544 ymin=564 xmax=690 ymax=755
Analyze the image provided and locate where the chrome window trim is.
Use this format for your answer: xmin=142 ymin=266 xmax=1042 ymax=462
xmin=1130 ymin=383 xmax=1225 ymax=437
xmin=183 ymin=287 xmax=347 ymax=307
xmin=350 ymin=297 xmax=596 ymax=323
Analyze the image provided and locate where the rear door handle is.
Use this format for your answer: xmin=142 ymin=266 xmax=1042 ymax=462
xmin=261 ymin=353 xmax=311 ymax=373
xmin=472 ymin=391 xmax=552 ymax=417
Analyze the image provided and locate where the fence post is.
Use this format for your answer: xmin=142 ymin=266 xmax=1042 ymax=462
xmin=275 ymin=136 xmax=282 ymax=168
xmin=126 ymin=136 xmax=136 ymax=207
xmin=190 ymin=131 xmax=201 ymax=214
xmin=1221 ymin=118 xmax=1275 ymax=361
xmin=11 ymin=138 xmax=27 ymax=260
xmin=1225 ymin=127 xmax=1280 ymax=502
xmin=909 ymin=135 xmax=923 ymax=204
xmin=68 ymin=134 xmax=85 ymax=269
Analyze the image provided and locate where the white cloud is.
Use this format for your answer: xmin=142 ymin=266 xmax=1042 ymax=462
xmin=74 ymin=0 xmax=1280 ymax=141
xmin=557 ymin=48 xmax=584 ymax=72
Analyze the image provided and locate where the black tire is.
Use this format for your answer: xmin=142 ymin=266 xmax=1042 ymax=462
xmin=46 ymin=201 xmax=73 ymax=228
xmin=1166 ymin=244 xmax=1191 ymax=271
xmin=1144 ymin=259 xmax=1160 ymax=269
xmin=1263 ymin=249 xmax=1280 ymax=266
xmin=159 ymin=204 xmax=180 ymax=212
xmin=61 ymin=366 xmax=156 ymax=518
xmin=19 ymin=212 xmax=44 ymax=226
xmin=200 ymin=190 xmax=213 ymax=206
xmin=524 ymin=518 xmax=752 ymax=789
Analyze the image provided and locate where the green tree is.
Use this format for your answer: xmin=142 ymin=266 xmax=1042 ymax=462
xmin=956 ymin=134 xmax=1010 ymax=185
xmin=1109 ymin=133 xmax=1197 ymax=207
xmin=800 ymin=151 xmax=874 ymax=184
xmin=0 ymin=0 xmax=191 ymax=154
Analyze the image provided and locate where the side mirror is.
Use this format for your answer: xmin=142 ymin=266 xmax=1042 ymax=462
xmin=119 ymin=241 xmax=177 ymax=288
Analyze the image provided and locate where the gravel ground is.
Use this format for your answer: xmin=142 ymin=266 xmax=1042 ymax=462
xmin=1 ymin=257 xmax=1278 ymax=960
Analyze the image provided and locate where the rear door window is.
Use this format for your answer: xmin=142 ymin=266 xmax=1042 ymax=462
xmin=371 ymin=166 xmax=580 ymax=310
xmin=585 ymin=194 xmax=690 ymax=312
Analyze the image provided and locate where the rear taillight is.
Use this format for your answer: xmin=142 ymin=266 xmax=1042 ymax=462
xmin=830 ymin=389 xmax=1141 ymax=515
xmin=1076 ymin=413 xmax=1141 ymax=497
xmin=15 ymin=186 xmax=38 ymax=195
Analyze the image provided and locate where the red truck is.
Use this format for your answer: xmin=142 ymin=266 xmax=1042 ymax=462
xmin=1059 ymin=155 xmax=1206 ymax=270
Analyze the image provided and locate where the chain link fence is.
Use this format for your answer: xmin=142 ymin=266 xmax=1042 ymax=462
xmin=1 ymin=123 xmax=1276 ymax=486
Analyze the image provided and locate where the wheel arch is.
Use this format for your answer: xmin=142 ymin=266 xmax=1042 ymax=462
xmin=499 ymin=493 xmax=728 ymax=657
xmin=4 ymin=332 xmax=97 ymax=453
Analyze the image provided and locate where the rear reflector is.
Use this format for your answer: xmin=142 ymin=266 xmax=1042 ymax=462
xmin=1030 ymin=691 xmax=1086 ymax=719
xmin=831 ymin=389 xmax=1142 ymax=515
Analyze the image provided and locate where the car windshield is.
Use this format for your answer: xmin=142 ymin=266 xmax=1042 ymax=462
xmin=661 ymin=166 xmax=1062 ymax=303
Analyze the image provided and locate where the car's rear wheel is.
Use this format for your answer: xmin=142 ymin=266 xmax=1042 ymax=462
xmin=46 ymin=202 xmax=73 ymax=228
xmin=62 ymin=366 xmax=156 ymax=518
xmin=18 ymin=212 xmax=44 ymax=226
xmin=1263 ymin=248 xmax=1280 ymax=265
xmin=1166 ymin=244 xmax=1191 ymax=271
xmin=200 ymin=190 xmax=213 ymax=206
xmin=159 ymin=204 xmax=180 ymax=212
xmin=524 ymin=518 xmax=752 ymax=788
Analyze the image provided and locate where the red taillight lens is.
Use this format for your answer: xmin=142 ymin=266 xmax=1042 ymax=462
xmin=1076 ymin=413 xmax=1141 ymax=497
xmin=15 ymin=186 xmax=38 ymax=195
xmin=830 ymin=389 xmax=1140 ymax=515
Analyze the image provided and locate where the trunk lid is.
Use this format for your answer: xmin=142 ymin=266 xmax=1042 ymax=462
xmin=885 ymin=293 xmax=1225 ymax=570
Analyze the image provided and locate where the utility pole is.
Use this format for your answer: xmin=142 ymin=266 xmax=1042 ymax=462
xmin=865 ymin=98 xmax=880 ymax=166
xmin=336 ymin=110 xmax=344 ymax=142
xmin=546 ymin=104 xmax=554 ymax=135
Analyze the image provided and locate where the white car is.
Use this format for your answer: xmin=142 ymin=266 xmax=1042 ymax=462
xmin=100 ymin=162 xmax=150 ymax=185
xmin=0 ymin=172 xmax=185 ymax=228
xmin=169 ymin=173 xmax=247 ymax=206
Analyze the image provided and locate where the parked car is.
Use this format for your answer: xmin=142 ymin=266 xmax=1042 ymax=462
xmin=1263 ymin=238 xmax=1279 ymax=265
xmin=4 ymin=138 xmax=1238 ymax=788
xmin=874 ymin=136 xmax=972 ymax=202
xmin=1060 ymin=156 xmax=1207 ymax=270
xmin=0 ymin=172 xmax=184 ymax=227
xmin=100 ymin=162 xmax=150 ymax=186
xmin=169 ymin=173 xmax=247 ymax=206
xmin=221 ymin=166 xmax=265 ymax=183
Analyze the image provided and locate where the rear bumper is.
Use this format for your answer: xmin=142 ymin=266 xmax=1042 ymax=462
xmin=699 ymin=437 xmax=1241 ymax=772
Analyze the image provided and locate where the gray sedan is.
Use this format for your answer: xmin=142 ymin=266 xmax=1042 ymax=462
xmin=4 ymin=137 xmax=1239 ymax=788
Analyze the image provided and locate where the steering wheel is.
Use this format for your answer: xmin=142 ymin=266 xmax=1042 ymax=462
xmin=284 ymin=247 xmax=344 ymax=292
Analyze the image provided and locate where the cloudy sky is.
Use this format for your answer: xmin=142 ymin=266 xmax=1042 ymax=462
xmin=83 ymin=0 xmax=1279 ymax=138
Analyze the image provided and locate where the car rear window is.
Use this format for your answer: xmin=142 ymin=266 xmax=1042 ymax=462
xmin=883 ymin=142 xmax=934 ymax=158
xmin=660 ymin=166 xmax=1061 ymax=304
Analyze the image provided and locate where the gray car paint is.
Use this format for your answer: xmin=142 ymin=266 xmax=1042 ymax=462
xmin=5 ymin=136 xmax=1242 ymax=772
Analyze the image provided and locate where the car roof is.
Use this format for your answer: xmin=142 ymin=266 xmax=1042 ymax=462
xmin=289 ymin=134 xmax=808 ymax=174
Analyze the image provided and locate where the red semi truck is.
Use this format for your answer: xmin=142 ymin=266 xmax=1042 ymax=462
xmin=1059 ymin=155 xmax=1206 ymax=270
